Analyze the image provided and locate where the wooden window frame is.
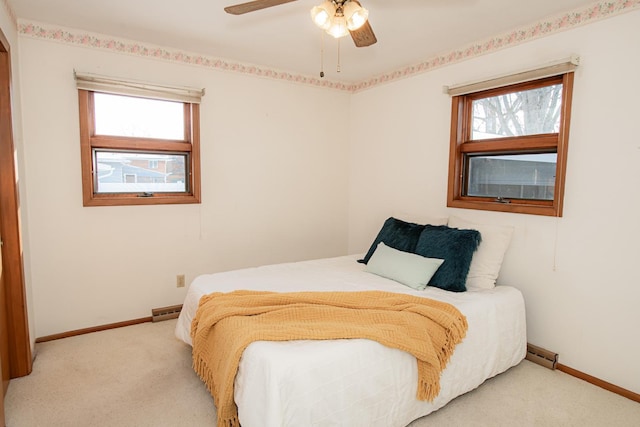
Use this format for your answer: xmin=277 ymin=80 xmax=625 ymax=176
xmin=78 ymin=90 xmax=201 ymax=207
xmin=447 ymin=73 xmax=574 ymax=217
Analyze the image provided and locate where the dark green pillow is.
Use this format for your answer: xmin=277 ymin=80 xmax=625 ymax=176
xmin=358 ymin=217 xmax=425 ymax=264
xmin=414 ymin=225 xmax=481 ymax=292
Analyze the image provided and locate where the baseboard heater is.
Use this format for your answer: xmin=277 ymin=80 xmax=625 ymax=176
xmin=151 ymin=304 xmax=183 ymax=322
xmin=526 ymin=343 xmax=558 ymax=370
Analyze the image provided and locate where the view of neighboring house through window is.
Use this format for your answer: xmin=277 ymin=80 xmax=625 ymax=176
xmin=76 ymin=75 xmax=202 ymax=206
xmin=94 ymin=151 xmax=186 ymax=193
xmin=447 ymin=72 xmax=574 ymax=216
xmin=92 ymin=93 xmax=188 ymax=195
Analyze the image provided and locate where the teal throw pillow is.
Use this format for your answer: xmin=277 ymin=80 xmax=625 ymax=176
xmin=414 ymin=225 xmax=481 ymax=292
xmin=359 ymin=217 xmax=425 ymax=264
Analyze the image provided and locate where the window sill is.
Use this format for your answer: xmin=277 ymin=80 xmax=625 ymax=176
xmin=83 ymin=193 xmax=201 ymax=207
xmin=447 ymin=198 xmax=561 ymax=217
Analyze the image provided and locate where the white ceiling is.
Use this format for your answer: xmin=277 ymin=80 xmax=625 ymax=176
xmin=9 ymin=0 xmax=599 ymax=82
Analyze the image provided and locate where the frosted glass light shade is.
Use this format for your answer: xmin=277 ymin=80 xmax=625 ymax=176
xmin=343 ymin=2 xmax=368 ymax=30
xmin=326 ymin=15 xmax=349 ymax=38
xmin=310 ymin=2 xmax=335 ymax=30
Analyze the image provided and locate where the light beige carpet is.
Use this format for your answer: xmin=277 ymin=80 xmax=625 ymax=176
xmin=5 ymin=320 xmax=640 ymax=426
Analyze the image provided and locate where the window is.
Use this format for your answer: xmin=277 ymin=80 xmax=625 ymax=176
xmin=447 ymin=72 xmax=574 ymax=217
xmin=76 ymin=73 xmax=203 ymax=206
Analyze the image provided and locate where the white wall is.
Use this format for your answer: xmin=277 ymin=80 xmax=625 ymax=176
xmin=349 ymin=10 xmax=640 ymax=394
xmin=17 ymin=37 xmax=351 ymax=338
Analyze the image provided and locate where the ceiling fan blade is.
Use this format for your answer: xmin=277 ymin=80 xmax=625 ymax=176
xmin=349 ymin=1 xmax=377 ymax=47
xmin=350 ymin=20 xmax=377 ymax=47
xmin=224 ymin=0 xmax=298 ymax=15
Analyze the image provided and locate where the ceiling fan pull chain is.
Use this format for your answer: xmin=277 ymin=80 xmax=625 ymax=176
xmin=320 ymin=31 xmax=325 ymax=78
xmin=337 ymin=38 xmax=341 ymax=73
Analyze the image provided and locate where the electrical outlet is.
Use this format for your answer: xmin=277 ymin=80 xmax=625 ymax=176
xmin=176 ymin=274 xmax=186 ymax=288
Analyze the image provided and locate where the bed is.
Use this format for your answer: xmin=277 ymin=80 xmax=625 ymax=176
xmin=175 ymin=250 xmax=526 ymax=427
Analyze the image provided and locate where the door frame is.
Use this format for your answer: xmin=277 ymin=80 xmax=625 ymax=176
xmin=0 ymin=27 xmax=32 ymax=381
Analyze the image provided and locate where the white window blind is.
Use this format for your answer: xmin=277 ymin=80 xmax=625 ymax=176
xmin=74 ymin=71 xmax=205 ymax=103
xmin=444 ymin=55 xmax=580 ymax=97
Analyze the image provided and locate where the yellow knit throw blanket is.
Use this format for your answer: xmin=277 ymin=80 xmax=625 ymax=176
xmin=191 ymin=290 xmax=468 ymax=427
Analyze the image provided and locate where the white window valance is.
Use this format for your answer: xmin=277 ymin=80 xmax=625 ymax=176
xmin=74 ymin=71 xmax=205 ymax=104
xmin=444 ymin=55 xmax=580 ymax=97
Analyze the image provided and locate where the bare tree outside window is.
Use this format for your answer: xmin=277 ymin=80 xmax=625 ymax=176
xmin=447 ymin=73 xmax=574 ymax=217
xmin=471 ymin=84 xmax=562 ymax=139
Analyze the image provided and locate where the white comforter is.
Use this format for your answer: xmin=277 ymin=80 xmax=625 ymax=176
xmin=175 ymin=255 xmax=526 ymax=427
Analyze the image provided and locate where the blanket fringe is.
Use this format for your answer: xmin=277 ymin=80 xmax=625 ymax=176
xmin=438 ymin=317 xmax=468 ymax=369
xmin=418 ymin=377 xmax=440 ymax=401
xmin=217 ymin=413 xmax=240 ymax=427
xmin=417 ymin=362 xmax=441 ymax=401
xmin=194 ymin=355 xmax=240 ymax=427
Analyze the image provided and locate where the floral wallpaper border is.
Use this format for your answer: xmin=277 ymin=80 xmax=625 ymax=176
xmin=17 ymin=19 xmax=353 ymax=92
xmin=352 ymin=0 xmax=640 ymax=92
xmin=16 ymin=0 xmax=640 ymax=93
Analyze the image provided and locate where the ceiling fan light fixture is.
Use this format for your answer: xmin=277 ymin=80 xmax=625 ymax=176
xmin=326 ymin=15 xmax=349 ymax=38
xmin=343 ymin=2 xmax=368 ymax=31
xmin=310 ymin=1 xmax=335 ymax=30
xmin=226 ymin=0 xmax=377 ymax=49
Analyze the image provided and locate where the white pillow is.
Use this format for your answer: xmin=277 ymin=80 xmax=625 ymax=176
xmin=365 ymin=242 xmax=444 ymax=290
xmin=447 ymin=216 xmax=514 ymax=290
xmin=392 ymin=212 xmax=449 ymax=226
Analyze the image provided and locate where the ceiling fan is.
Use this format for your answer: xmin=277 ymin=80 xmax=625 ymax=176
xmin=224 ymin=0 xmax=377 ymax=47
